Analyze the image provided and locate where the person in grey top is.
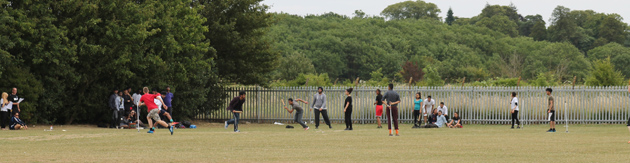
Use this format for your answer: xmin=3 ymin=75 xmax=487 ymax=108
xmin=109 ymin=89 xmax=119 ymax=128
xmin=284 ymin=98 xmax=309 ymax=130
xmin=311 ymin=87 xmax=331 ymax=129
xmin=383 ymin=84 xmax=401 ymax=136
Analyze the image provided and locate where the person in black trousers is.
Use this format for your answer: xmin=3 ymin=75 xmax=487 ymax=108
xmin=344 ymin=88 xmax=353 ymax=131
xmin=1 ymin=92 xmax=11 ymax=130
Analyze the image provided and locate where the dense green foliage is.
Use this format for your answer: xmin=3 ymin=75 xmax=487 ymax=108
xmin=0 ymin=0 xmax=276 ymax=124
xmin=267 ymin=1 xmax=630 ymax=87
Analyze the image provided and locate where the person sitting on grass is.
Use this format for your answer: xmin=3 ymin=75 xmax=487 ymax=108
xmin=422 ymin=109 xmax=439 ymax=128
xmin=447 ymin=112 xmax=462 ymax=128
xmin=122 ymin=110 xmax=146 ymax=128
xmin=435 ymin=110 xmax=447 ymax=128
xmin=283 ymin=98 xmax=309 ymax=131
xmin=10 ymin=112 xmax=27 ymax=130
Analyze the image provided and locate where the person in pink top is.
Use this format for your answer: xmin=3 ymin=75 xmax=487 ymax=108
xmin=138 ymin=87 xmax=173 ymax=135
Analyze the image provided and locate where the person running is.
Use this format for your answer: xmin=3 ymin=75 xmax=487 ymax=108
xmin=311 ymin=87 xmax=332 ymax=129
xmin=373 ymin=89 xmax=384 ymax=128
xmin=283 ymin=98 xmax=309 ymax=131
xmin=225 ymin=91 xmax=246 ymax=132
xmin=546 ymin=88 xmax=555 ymax=132
xmin=422 ymin=96 xmax=435 ymax=125
xmin=1 ymin=92 xmax=12 ymax=130
xmin=344 ymin=88 xmax=354 ymax=131
xmin=413 ymin=92 xmax=423 ymax=128
xmin=437 ymin=102 xmax=449 ymax=121
xmin=9 ymin=112 xmax=27 ymax=130
xmin=152 ymin=92 xmax=174 ymax=128
xmin=138 ymin=87 xmax=173 ymax=135
xmin=383 ymin=84 xmax=401 ymax=136
xmin=447 ymin=111 xmax=462 ymax=128
xmin=510 ymin=92 xmax=520 ymax=129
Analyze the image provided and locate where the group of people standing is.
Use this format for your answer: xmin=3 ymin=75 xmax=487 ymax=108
xmin=0 ymin=87 xmax=27 ymax=130
xmin=224 ymin=84 xmax=578 ymax=137
xmin=108 ymin=86 xmax=174 ymax=133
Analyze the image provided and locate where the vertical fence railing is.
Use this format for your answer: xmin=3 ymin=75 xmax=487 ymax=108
xmin=197 ymin=86 xmax=630 ymax=125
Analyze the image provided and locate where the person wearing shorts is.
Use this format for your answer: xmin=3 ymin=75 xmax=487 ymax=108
xmin=374 ymin=89 xmax=384 ymax=128
xmin=138 ymin=87 xmax=173 ymax=135
xmin=546 ymin=88 xmax=555 ymax=132
xmin=422 ymin=96 xmax=435 ymax=125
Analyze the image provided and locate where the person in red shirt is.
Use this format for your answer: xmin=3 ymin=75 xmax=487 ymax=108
xmin=138 ymin=87 xmax=173 ymax=135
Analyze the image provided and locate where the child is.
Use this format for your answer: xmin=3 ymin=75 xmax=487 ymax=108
xmin=344 ymin=88 xmax=354 ymax=131
xmin=283 ymin=98 xmax=309 ymax=131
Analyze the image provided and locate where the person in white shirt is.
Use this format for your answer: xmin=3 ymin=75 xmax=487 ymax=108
xmin=437 ymin=102 xmax=448 ymax=121
xmin=132 ymin=89 xmax=142 ymax=113
xmin=422 ymin=96 xmax=435 ymax=125
xmin=115 ymin=91 xmax=125 ymax=129
xmin=510 ymin=92 xmax=520 ymax=129
xmin=1 ymin=92 xmax=13 ymax=130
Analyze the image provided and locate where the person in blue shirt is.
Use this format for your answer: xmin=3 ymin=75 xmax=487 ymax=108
xmin=435 ymin=111 xmax=447 ymax=128
xmin=413 ymin=92 xmax=423 ymax=127
xmin=164 ymin=86 xmax=174 ymax=117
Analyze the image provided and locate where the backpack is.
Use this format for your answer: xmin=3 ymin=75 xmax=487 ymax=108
xmin=182 ymin=121 xmax=192 ymax=128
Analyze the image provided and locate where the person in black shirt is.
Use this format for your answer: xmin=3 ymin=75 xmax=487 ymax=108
xmin=344 ymin=88 xmax=354 ymax=131
xmin=225 ymin=91 xmax=246 ymax=132
xmin=373 ymin=89 xmax=383 ymax=128
xmin=123 ymin=88 xmax=134 ymax=115
xmin=8 ymin=88 xmax=20 ymax=115
xmin=447 ymin=112 xmax=462 ymax=128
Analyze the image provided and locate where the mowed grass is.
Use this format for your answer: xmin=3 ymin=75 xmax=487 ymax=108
xmin=1 ymin=122 xmax=630 ymax=162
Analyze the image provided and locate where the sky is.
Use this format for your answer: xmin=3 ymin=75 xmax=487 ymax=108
xmin=261 ymin=0 xmax=630 ymax=24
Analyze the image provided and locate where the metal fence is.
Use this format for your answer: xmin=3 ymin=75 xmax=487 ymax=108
xmin=195 ymin=86 xmax=630 ymax=125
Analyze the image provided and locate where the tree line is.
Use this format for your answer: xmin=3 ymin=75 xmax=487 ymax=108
xmin=267 ymin=0 xmax=630 ymax=87
xmin=0 ymin=0 xmax=278 ymax=124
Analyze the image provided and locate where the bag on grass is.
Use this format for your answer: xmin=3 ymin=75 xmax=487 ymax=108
xmin=182 ymin=121 xmax=192 ymax=128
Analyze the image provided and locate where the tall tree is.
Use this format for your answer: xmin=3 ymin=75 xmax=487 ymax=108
xmin=548 ymin=6 xmax=577 ymax=42
xmin=195 ymin=0 xmax=280 ymax=85
xmin=529 ymin=20 xmax=547 ymax=41
xmin=381 ymin=0 xmax=441 ymax=21
xmin=445 ymin=7 xmax=455 ymax=25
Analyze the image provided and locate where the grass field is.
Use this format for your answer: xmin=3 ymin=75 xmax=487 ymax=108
xmin=2 ymin=122 xmax=630 ymax=162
